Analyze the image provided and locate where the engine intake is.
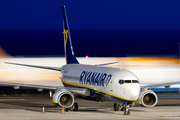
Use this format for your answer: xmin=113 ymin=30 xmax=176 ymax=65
xmin=137 ymin=90 xmax=158 ymax=107
xmin=60 ymin=93 xmax=73 ymax=106
xmin=52 ymin=90 xmax=74 ymax=108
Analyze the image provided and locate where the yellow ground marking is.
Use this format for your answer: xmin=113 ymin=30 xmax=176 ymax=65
xmin=0 ymin=99 xmax=25 ymax=101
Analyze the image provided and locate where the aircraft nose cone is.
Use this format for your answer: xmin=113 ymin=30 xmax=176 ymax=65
xmin=128 ymin=84 xmax=140 ymax=100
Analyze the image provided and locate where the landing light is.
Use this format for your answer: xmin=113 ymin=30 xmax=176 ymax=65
xmin=85 ymin=55 xmax=89 ymax=58
xmin=49 ymin=91 xmax=52 ymax=97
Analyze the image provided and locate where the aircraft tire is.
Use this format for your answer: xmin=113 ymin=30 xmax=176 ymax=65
xmin=65 ymin=108 xmax=69 ymax=112
xmin=73 ymin=102 xmax=78 ymax=112
xmin=114 ymin=103 xmax=119 ymax=111
xmin=123 ymin=107 xmax=130 ymax=115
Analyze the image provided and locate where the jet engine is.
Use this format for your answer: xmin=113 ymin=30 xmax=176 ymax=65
xmin=52 ymin=90 xmax=74 ymax=108
xmin=137 ymin=90 xmax=158 ymax=107
xmin=165 ymin=85 xmax=170 ymax=88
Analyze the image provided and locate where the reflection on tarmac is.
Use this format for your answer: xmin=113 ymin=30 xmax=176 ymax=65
xmin=0 ymin=97 xmax=180 ymax=119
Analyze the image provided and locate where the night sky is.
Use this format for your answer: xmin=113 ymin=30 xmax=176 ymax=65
xmin=0 ymin=0 xmax=180 ymax=57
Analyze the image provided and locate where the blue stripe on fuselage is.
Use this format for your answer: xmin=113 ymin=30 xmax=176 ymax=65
xmin=62 ymin=81 xmax=128 ymax=103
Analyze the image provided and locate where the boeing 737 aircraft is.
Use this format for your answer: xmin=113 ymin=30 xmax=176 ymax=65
xmin=2 ymin=6 xmax=180 ymax=115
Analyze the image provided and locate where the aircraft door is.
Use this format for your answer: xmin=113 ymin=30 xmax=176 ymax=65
xmin=119 ymin=79 xmax=125 ymax=94
xmin=109 ymin=79 xmax=113 ymax=92
xmin=108 ymin=75 xmax=116 ymax=93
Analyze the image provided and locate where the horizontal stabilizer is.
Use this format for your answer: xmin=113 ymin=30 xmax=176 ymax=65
xmin=95 ymin=62 xmax=119 ymax=66
xmin=5 ymin=62 xmax=61 ymax=71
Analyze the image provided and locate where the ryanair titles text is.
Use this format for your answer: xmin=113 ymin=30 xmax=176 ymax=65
xmin=79 ymin=71 xmax=112 ymax=87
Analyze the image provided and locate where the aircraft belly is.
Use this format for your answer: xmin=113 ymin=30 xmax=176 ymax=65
xmin=62 ymin=80 xmax=129 ymax=103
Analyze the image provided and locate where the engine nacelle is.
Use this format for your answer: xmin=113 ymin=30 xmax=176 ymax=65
xmin=165 ymin=85 xmax=170 ymax=88
xmin=137 ymin=90 xmax=158 ymax=107
xmin=52 ymin=90 xmax=74 ymax=108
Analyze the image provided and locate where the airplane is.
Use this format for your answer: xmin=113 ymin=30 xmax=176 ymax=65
xmin=2 ymin=5 xmax=180 ymax=115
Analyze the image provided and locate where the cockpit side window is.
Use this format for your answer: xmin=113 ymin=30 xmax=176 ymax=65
xmin=119 ymin=80 xmax=124 ymax=84
xmin=124 ymin=80 xmax=131 ymax=83
xmin=119 ymin=80 xmax=138 ymax=84
xmin=132 ymin=80 xmax=138 ymax=83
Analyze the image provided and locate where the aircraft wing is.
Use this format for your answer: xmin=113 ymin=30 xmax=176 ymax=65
xmin=140 ymin=81 xmax=180 ymax=89
xmin=0 ymin=82 xmax=90 ymax=96
xmin=4 ymin=63 xmax=90 ymax=96
xmin=0 ymin=82 xmax=58 ymax=90
xmin=5 ymin=62 xmax=61 ymax=71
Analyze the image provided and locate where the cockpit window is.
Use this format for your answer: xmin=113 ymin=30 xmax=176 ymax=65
xmin=124 ymin=80 xmax=131 ymax=83
xmin=132 ymin=80 xmax=138 ymax=83
xmin=119 ymin=80 xmax=138 ymax=84
xmin=119 ymin=80 xmax=124 ymax=84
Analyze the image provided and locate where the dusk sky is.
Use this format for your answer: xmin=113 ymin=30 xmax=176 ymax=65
xmin=0 ymin=0 xmax=180 ymax=57
xmin=1 ymin=0 xmax=180 ymax=29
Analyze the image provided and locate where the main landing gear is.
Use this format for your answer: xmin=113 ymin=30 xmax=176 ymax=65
xmin=114 ymin=103 xmax=121 ymax=111
xmin=114 ymin=102 xmax=133 ymax=115
xmin=65 ymin=102 xmax=78 ymax=112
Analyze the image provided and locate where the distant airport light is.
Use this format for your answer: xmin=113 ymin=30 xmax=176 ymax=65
xmin=37 ymin=88 xmax=43 ymax=92
xmin=85 ymin=55 xmax=89 ymax=58
xmin=49 ymin=91 xmax=52 ymax=97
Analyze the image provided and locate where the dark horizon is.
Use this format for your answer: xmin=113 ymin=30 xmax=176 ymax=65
xmin=0 ymin=29 xmax=180 ymax=57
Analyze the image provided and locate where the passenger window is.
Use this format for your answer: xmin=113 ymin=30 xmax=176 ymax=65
xmin=119 ymin=80 xmax=124 ymax=84
xmin=132 ymin=80 xmax=138 ymax=83
xmin=124 ymin=80 xmax=131 ymax=83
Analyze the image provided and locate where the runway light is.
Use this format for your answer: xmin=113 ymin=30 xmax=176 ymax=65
xmin=85 ymin=55 xmax=89 ymax=58
xmin=49 ymin=91 xmax=52 ymax=97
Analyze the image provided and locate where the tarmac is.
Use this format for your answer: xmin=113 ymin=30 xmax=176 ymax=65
xmin=0 ymin=96 xmax=180 ymax=120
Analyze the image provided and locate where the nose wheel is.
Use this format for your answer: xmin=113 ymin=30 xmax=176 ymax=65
xmin=123 ymin=102 xmax=130 ymax=115
xmin=123 ymin=107 xmax=130 ymax=115
xmin=114 ymin=102 xmax=131 ymax=115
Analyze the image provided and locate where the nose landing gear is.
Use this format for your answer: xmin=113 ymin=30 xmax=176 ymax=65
xmin=123 ymin=106 xmax=130 ymax=115
xmin=122 ymin=102 xmax=130 ymax=115
xmin=114 ymin=102 xmax=133 ymax=115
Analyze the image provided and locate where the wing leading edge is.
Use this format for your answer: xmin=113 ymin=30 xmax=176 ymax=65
xmin=0 ymin=81 xmax=90 ymax=97
xmin=5 ymin=62 xmax=61 ymax=71
xmin=141 ymin=81 xmax=180 ymax=89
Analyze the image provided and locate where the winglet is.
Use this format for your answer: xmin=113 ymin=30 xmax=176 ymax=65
xmin=0 ymin=46 xmax=11 ymax=58
xmin=62 ymin=5 xmax=79 ymax=64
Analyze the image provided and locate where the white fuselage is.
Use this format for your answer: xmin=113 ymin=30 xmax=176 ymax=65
xmin=2 ymin=57 xmax=180 ymax=88
xmin=61 ymin=64 xmax=140 ymax=102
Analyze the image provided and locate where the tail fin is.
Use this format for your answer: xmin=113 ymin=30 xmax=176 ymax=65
xmin=62 ymin=5 xmax=79 ymax=64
